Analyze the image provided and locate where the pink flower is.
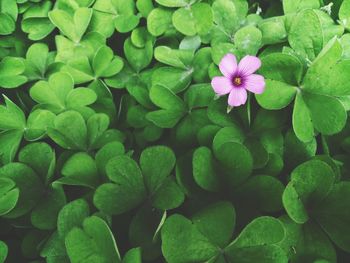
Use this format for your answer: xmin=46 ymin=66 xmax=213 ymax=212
xmin=211 ymin=54 xmax=265 ymax=112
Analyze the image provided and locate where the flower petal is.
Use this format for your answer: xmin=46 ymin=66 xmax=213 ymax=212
xmin=211 ymin=76 xmax=233 ymax=95
xmin=228 ymin=88 xmax=247 ymax=107
xmin=238 ymin=55 xmax=261 ymax=76
xmin=219 ymin=53 xmax=237 ymax=78
xmin=243 ymin=74 xmax=265 ymax=94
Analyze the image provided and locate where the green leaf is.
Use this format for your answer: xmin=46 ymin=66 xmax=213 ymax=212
xmin=226 ymin=217 xmax=287 ymax=263
xmin=48 ymin=111 xmax=88 ymax=150
xmin=65 ymin=87 xmax=97 ymax=108
xmin=154 ymin=46 xmax=194 ymax=69
xmin=288 ymin=9 xmax=323 ymax=62
xmin=24 ymin=43 xmax=49 ymax=80
xmin=49 ymin=7 xmax=92 ymax=43
xmin=57 ymin=199 xmax=90 ymax=238
xmin=95 ymin=141 xmax=125 ymax=175
xmin=140 ymin=145 xmax=176 ymax=194
xmin=151 ymin=67 xmax=193 ymax=93
xmin=147 ymin=8 xmax=172 ymax=36
xmin=292 ymin=93 xmax=314 ymax=142
xmin=192 ymin=201 xmax=235 ymax=248
xmin=279 ymin=216 xmax=336 ymax=263
xmin=92 ymin=46 xmax=123 ymax=78
xmin=151 ymin=176 xmax=185 ymax=210
xmin=65 ymin=216 xmax=121 ymax=263
xmin=0 ymin=13 xmax=15 ymax=35
xmin=55 ymin=31 xmax=106 ymax=63
xmin=87 ymin=113 xmax=110 ymax=147
xmin=137 ymin=0 xmax=154 ymax=17
xmin=161 ymin=214 xmax=218 ymax=263
xmin=0 ymin=130 xmax=23 ymax=165
xmin=0 ymin=177 xmax=19 ymax=216
xmin=0 ymin=163 xmax=43 ymax=218
xmin=124 ymin=37 xmax=153 ymax=72
xmin=123 ymin=247 xmax=142 ymax=263
xmin=231 ymin=216 xmax=285 ymax=247
xmin=147 ymin=85 xmax=187 ymax=128
xmin=256 ymin=79 xmax=297 ymax=110
xmin=283 ymin=160 xmax=335 ymax=224
xmin=303 ymin=38 xmax=350 ymax=96
xmin=61 ymin=152 xmax=99 ymax=188
xmin=29 ymin=72 xmax=74 ymax=113
xmin=0 ymin=57 xmax=27 ymax=88
xmin=31 ymin=185 xmax=66 ymax=230
xmin=172 ymin=3 xmax=213 ymax=36
xmin=212 ymin=0 xmax=240 ymax=36
xmin=0 ymin=240 xmax=7 ymax=263
xmin=93 ymin=156 xmax=146 ymax=215
xmin=193 ymin=147 xmax=219 ymax=192
xmin=156 ymin=0 xmax=190 ymax=8
xmin=234 ymin=26 xmax=262 ymax=55
xmin=18 ymin=142 xmax=55 ymax=183
xmin=0 ymin=96 xmax=26 ymax=130
xmin=184 ymin=83 xmax=214 ymax=109
xmin=212 ymin=126 xmax=245 ymax=154
xmin=314 ymin=182 xmax=350 ymax=252
xmin=303 ymin=92 xmax=347 ymax=136
xmin=340 ymin=0 xmax=350 ymax=30
xmin=21 ymin=1 xmax=55 ymax=40
xmin=25 ymin=109 xmax=56 ymax=141
xmin=259 ymin=53 xmax=303 ymax=85
xmin=283 ymin=0 xmax=320 ymax=14
xmin=259 ymin=16 xmax=287 ymax=45
xmin=215 ymin=142 xmax=253 ymax=187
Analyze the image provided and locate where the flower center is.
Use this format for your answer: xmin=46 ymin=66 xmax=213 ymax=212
xmin=233 ymin=77 xmax=242 ymax=86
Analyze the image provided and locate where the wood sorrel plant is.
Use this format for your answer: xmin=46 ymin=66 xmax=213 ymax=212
xmin=1 ymin=0 xmax=350 ymax=262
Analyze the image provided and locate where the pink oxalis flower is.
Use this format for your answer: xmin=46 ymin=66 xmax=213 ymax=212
xmin=211 ymin=53 xmax=265 ymax=113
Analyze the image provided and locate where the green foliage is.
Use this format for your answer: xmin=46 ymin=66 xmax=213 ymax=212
xmin=1 ymin=0 xmax=350 ymax=262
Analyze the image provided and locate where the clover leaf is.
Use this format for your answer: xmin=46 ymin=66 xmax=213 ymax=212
xmin=0 ymin=241 xmax=7 ymax=263
xmin=0 ymin=56 xmax=27 ymax=88
xmin=48 ymin=110 xmax=121 ymax=151
xmin=61 ymin=45 xmax=123 ymax=84
xmin=49 ymin=6 xmax=106 ymax=62
xmin=147 ymin=7 xmax=173 ymax=37
xmin=172 ymin=2 xmax=213 ymax=36
xmin=65 ymin=215 xmax=121 ymax=263
xmin=162 ymin=202 xmax=287 ymax=263
xmin=58 ymin=152 xmax=99 ymax=188
xmin=340 ymin=0 xmax=350 ymax=30
xmin=0 ymin=96 xmax=26 ymax=164
xmin=30 ymin=72 xmax=97 ymax=114
xmin=288 ymin=9 xmax=343 ymax=63
xmin=279 ymin=215 xmax=336 ymax=263
xmin=146 ymin=84 xmax=187 ymax=128
xmin=49 ymin=7 xmax=92 ymax=44
xmin=24 ymin=43 xmax=63 ymax=81
xmin=0 ymin=0 xmax=17 ymax=35
xmin=94 ymin=146 xmax=184 ymax=215
xmin=0 ymin=162 xmax=43 ymax=218
xmin=282 ymin=0 xmax=320 ymax=14
xmin=257 ymin=37 xmax=349 ymax=142
xmin=91 ymin=0 xmax=140 ymax=36
xmin=21 ymin=1 xmax=55 ymax=40
xmin=15 ymin=143 xmax=66 ymax=230
xmin=282 ymin=159 xmax=350 ymax=253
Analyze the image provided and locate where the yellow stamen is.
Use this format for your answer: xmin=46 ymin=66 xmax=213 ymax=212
xmin=234 ymin=77 xmax=242 ymax=86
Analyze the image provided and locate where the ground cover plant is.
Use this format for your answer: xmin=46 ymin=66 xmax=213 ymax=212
xmin=1 ymin=0 xmax=350 ymax=262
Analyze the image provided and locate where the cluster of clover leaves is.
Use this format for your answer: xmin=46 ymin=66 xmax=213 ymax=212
xmin=1 ymin=0 xmax=350 ymax=262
